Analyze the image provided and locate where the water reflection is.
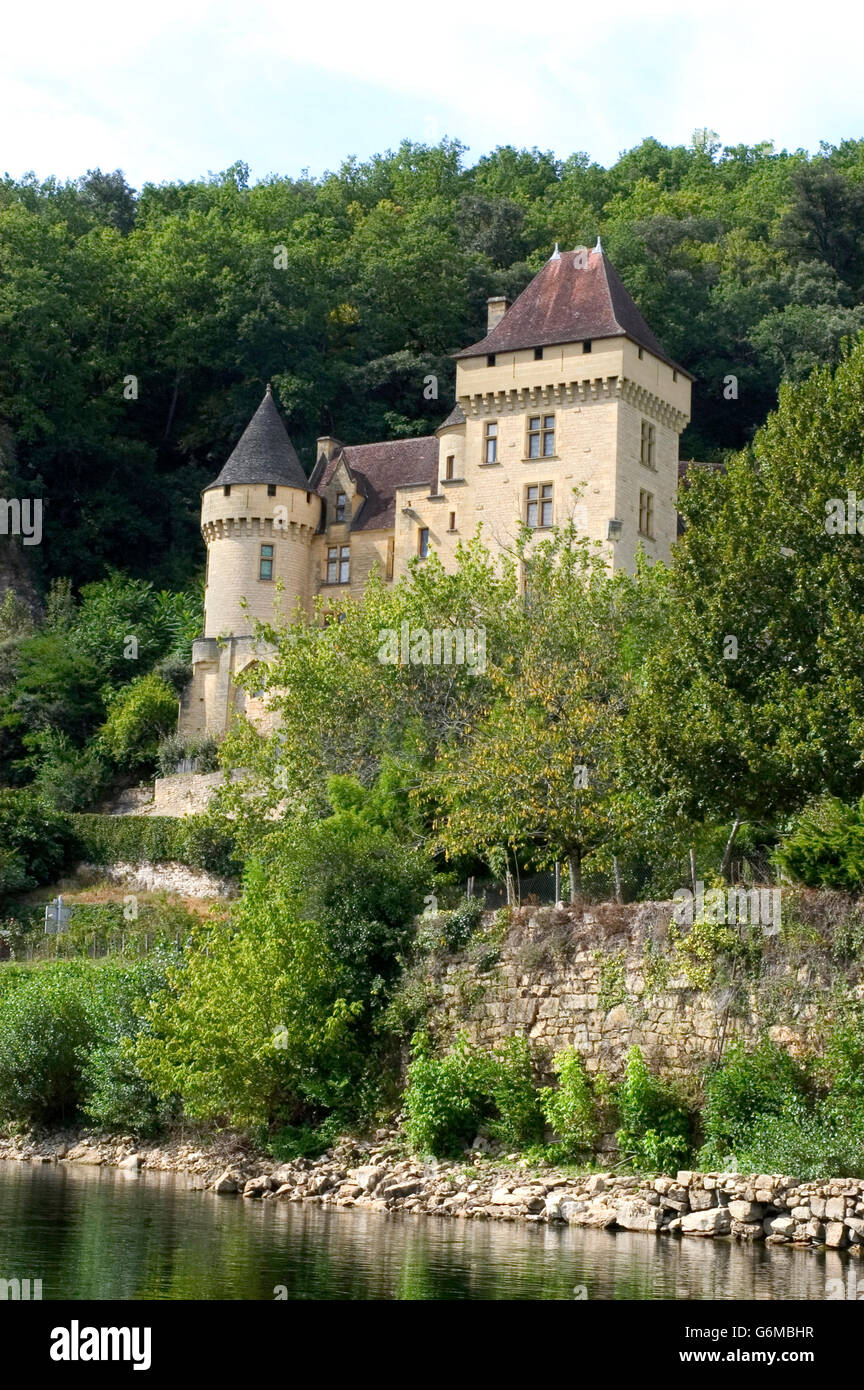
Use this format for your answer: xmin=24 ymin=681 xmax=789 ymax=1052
xmin=0 ymin=1160 xmax=851 ymax=1301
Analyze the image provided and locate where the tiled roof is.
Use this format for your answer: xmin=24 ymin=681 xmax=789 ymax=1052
xmin=315 ymin=436 xmax=439 ymax=532
xmin=437 ymin=403 xmax=466 ymax=430
xmin=205 ymin=386 xmax=309 ymax=491
xmin=456 ymin=246 xmax=692 ymax=378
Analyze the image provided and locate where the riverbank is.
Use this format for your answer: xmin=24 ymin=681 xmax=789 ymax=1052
xmin=2 ymin=1127 xmax=864 ymax=1252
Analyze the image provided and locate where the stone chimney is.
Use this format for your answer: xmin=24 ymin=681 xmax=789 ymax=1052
xmin=486 ymin=296 xmax=510 ymax=332
xmin=315 ymin=436 xmax=342 ymax=466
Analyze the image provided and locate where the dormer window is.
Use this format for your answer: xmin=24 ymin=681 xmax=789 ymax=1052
xmin=336 ymin=492 xmax=347 ymax=522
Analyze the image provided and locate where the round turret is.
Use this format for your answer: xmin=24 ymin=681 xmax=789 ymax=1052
xmin=201 ymin=385 xmax=319 ymax=638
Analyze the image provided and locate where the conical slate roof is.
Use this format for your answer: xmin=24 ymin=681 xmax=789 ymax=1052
xmin=436 ymin=403 xmax=466 ymax=431
xmin=456 ymin=246 xmax=692 ymax=377
xmin=206 ymin=385 xmax=309 ymax=491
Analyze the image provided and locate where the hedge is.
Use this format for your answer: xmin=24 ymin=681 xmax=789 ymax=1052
xmin=70 ymin=814 xmax=240 ymax=878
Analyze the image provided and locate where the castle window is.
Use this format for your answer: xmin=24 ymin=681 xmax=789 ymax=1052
xmin=526 ymin=483 xmax=553 ymax=528
xmin=267 ymin=483 xmax=277 ymax=497
xmin=672 ymin=369 xmax=678 ymax=382
xmin=638 ymin=347 xmax=644 ymax=360
xmin=487 ymin=354 xmax=496 ymax=367
xmin=223 ymin=485 xmax=231 ymax=496
xmin=326 ymin=545 xmax=350 ymax=584
xmin=640 ymin=420 xmax=656 ymax=469
xmin=583 ymin=340 xmax=592 ymax=353
xmin=336 ymin=492 xmax=347 ymax=522
xmin=444 ymin=455 xmax=455 ymax=481
xmin=448 ymin=511 xmax=456 ymax=532
xmin=418 ymin=527 xmax=429 ymax=560
xmin=534 ymin=347 xmax=543 ymax=361
xmin=259 ymin=543 xmax=274 ymax=581
xmin=527 ymin=415 xmax=555 ymax=459
xmin=484 ymin=422 xmax=498 ymax=464
xmin=639 ymin=489 xmax=655 ymax=539
xmin=386 ymin=536 xmax=394 ymax=580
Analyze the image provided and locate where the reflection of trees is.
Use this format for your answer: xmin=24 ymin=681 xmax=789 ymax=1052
xmin=0 ymin=1161 xmax=845 ymax=1301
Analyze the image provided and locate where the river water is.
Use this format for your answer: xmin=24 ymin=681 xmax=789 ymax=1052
xmin=0 ymin=1159 xmax=850 ymax=1300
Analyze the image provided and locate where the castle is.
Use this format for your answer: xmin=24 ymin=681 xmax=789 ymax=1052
xmin=178 ymin=242 xmax=692 ymax=738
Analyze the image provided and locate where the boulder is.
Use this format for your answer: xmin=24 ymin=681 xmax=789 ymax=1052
xmin=764 ymin=1215 xmax=796 ymax=1238
xmin=350 ymin=1165 xmax=384 ymax=1193
xmin=211 ymin=1171 xmax=239 ymax=1194
xmin=615 ymin=1199 xmax=665 ymax=1233
xmin=825 ymin=1222 xmax=848 ymax=1248
xmin=826 ymin=1197 xmax=847 ymax=1222
xmin=728 ymin=1200 xmax=764 ymax=1224
xmin=681 ymin=1208 xmax=731 ymax=1236
xmin=118 ymin=1154 xmax=140 ymax=1171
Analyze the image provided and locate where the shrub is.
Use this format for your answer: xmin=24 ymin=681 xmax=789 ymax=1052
xmin=488 ymin=1035 xmax=544 ymax=1148
xmin=0 ymin=963 xmax=99 ymax=1122
xmin=404 ymin=1032 xmax=495 ymax=1157
xmin=615 ymin=1046 xmax=692 ymax=1172
xmin=156 ymin=732 xmax=220 ymax=777
xmin=699 ymin=1039 xmax=808 ymax=1166
xmin=775 ymin=794 xmax=864 ymax=890
xmin=539 ymin=1047 xmax=598 ymax=1158
xmin=28 ymin=730 xmax=108 ymax=812
xmin=0 ymin=959 xmax=172 ymax=1129
xmin=81 ymin=957 xmax=177 ymax=1133
xmin=99 ymin=673 xmax=179 ymax=770
xmin=0 ymin=788 xmax=73 ymax=902
xmin=733 ymin=1099 xmax=864 ymax=1181
xmin=70 ymin=813 xmax=239 ymax=877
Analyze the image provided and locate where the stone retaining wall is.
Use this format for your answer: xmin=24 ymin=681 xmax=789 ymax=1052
xmin=433 ymin=900 xmax=864 ymax=1080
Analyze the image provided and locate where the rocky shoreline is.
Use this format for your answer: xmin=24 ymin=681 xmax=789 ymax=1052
xmin=2 ymin=1129 xmax=864 ymax=1251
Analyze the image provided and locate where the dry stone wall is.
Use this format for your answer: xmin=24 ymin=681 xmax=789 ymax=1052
xmin=433 ymin=899 xmax=864 ymax=1081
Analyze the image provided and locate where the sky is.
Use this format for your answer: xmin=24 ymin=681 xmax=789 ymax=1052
xmin=2 ymin=0 xmax=863 ymax=188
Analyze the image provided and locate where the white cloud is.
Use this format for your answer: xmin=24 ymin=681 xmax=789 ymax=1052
xmin=1 ymin=0 xmax=862 ymax=183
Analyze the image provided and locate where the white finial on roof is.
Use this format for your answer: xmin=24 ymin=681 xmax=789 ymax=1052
xmin=549 ymin=242 xmax=560 ymax=260
xmin=594 ymin=235 xmax=603 ymax=253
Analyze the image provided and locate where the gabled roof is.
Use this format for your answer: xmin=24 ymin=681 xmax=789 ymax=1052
xmin=456 ymin=245 xmax=692 ymax=378
xmin=205 ymin=385 xmax=309 ymax=491
xmin=315 ymin=436 xmax=439 ymax=532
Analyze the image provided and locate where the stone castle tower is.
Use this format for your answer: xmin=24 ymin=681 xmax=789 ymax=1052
xmin=180 ymin=243 xmax=692 ymax=738
xmin=178 ymin=385 xmax=318 ymax=737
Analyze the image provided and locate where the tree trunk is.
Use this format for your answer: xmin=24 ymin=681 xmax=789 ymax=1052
xmin=613 ymin=855 xmax=623 ymax=904
xmin=720 ymin=815 xmax=743 ymax=883
xmin=567 ymin=852 xmax=582 ymax=906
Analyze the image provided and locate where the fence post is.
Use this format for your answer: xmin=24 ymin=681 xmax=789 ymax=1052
xmin=554 ymin=861 xmax=560 ymax=904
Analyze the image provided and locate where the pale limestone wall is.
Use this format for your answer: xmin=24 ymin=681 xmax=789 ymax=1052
xmin=202 ymin=482 xmax=318 ymax=638
xmin=178 ymin=636 xmax=279 ymax=738
xmin=433 ymin=903 xmax=851 ymax=1082
xmin=393 ymin=337 xmax=690 ymax=579
xmin=311 ymin=528 xmax=391 ymax=604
